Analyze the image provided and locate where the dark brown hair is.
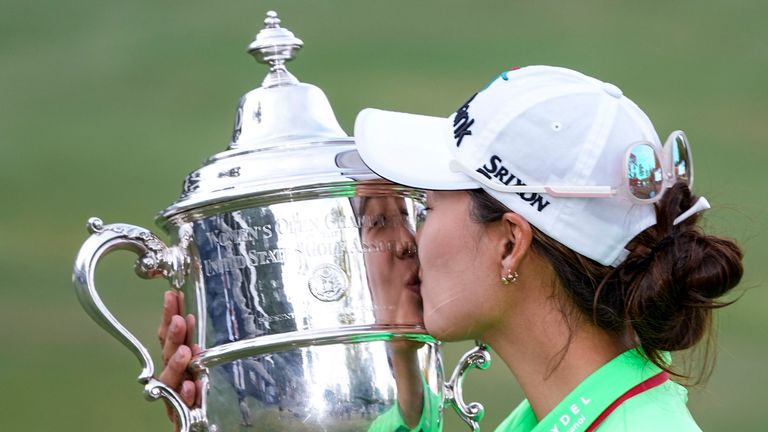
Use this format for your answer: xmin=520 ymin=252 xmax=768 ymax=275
xmin=467 ymin=184 xmax=743 ymax=379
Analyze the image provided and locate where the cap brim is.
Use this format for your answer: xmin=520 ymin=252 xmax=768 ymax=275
xmin=354 ymin=108 xmax=479 ymax=190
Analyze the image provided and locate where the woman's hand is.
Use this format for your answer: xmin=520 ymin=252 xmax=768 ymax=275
xmin=157 ymin=290 xmax=201 ymax=430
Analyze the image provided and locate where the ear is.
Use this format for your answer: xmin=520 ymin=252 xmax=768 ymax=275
xmin=497 ymin=212 xmax=533 ymax=277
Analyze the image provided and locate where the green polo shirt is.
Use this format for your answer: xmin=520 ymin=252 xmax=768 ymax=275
xmin=495 ymin=349 xmax=701 ymax=432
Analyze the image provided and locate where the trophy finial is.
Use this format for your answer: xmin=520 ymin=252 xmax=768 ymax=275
xmin=264 ymin=10 xmax=280 ymax=28
xmin=248 ymin=10 xmax=304 ymax=87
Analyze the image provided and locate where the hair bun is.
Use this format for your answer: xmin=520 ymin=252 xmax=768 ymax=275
xmin=674 ymin=230 xmax=743 ymax=301
xmin=624 ymin=184 xmax=743 ymax=356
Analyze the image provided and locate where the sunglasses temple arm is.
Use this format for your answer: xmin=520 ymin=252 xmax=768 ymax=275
xmin=449 ymin=160 xmax=615 ymax=197
xmin=544 ymin=186 xmax=615 ymax=198
xmin=673 ymin=196 xmax=710 ymax=225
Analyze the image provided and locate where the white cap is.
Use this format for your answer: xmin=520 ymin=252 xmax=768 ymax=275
xmin=354 ymin=65 xmax=662 ymax=267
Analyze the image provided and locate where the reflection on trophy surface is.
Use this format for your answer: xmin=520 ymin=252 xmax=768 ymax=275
xmin=355 ymin=195 xmax=432 ymax=429
xmin=192 ymin=191 xmax=441 ymax=431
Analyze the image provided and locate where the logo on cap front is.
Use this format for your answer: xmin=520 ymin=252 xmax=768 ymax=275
xmin=453 ymin=93 xmax=477 ymax=147
xmin=476 ymin=155 xmax=552 ymax=213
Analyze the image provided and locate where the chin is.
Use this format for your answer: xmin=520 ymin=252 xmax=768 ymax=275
xmin=423 ymin=313 xmax=463 ymax=342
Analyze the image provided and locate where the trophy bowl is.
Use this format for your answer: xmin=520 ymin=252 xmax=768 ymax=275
xmin=73 ymin=11 xmax=489 ymax=432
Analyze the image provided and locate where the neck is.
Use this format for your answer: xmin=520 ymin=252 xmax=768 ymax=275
xmin=482 ymin=276 xmax=629 ymax=421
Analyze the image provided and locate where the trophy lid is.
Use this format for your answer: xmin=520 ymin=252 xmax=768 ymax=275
xmin=158 ymin=11 xmax=375 ymax=226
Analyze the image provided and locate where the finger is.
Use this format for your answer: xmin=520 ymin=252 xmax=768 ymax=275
xmin=162 ymin=315 xmax=187 ymax=366
xmin=185 ymin=313 xmax=196 ymax=347
xmin=176 ymin=290 xmax=185 ymax=316
xmin=159 ymin=345 xmax=191 ymax=390
xmin=181 ymin=380 xmax=196 ymax=407
xmin=195 ymin=378 xmax=203 ymax=407
xmin=158 ymin=291 xmax=180 ymax=346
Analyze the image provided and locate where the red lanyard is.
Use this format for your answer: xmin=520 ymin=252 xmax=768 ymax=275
xmin=585 ymin=371 xmax=670 ymax=431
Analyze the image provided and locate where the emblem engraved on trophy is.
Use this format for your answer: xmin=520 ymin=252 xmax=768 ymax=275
xmin=73 ymin=10 xmax=489 ymax=432
xmin=308 ymin=263 xmax=349 ymax=302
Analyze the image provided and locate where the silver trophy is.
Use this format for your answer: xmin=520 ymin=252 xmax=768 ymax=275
xmin=73 ymin=11 xmax=489 ymax=431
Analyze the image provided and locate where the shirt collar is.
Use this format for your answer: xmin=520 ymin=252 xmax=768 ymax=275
xmin=497 ymin=348 xmax=667 ymax=432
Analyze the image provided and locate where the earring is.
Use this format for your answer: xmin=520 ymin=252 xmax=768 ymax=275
xmin=501 ymin=269 xmax=519 ymax=285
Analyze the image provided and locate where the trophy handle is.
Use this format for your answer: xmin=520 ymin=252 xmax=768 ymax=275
xmin=444 ymin=341 xmax=492 ymax=431
xmin=73 ymin=217 xmax=206 ymax=432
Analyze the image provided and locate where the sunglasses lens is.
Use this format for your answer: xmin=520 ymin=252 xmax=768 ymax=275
xmin=627 ymin=143 xmax=663 ymax=200
xmin=672 ymin=133 xmax=693 ymax=187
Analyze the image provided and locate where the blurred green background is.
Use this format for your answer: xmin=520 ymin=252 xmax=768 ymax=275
xmin=1 ymin=0 xmax=765 ymax=430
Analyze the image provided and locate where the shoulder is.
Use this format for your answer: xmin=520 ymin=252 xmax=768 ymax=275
xmin=597 ymin=381 xmax=701 ymax=432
